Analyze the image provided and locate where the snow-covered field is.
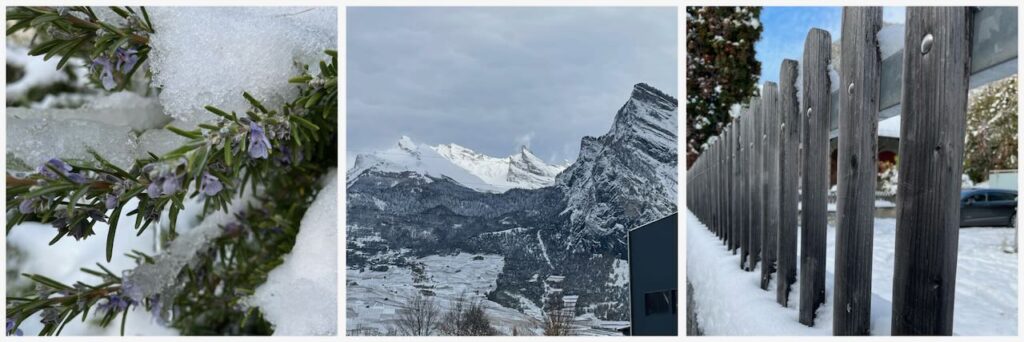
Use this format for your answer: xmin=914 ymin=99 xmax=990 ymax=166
xmin=346 ymin=253 xmax=544 ymax=335
xmin=687 ymin=209 xmax=1018 ymax=335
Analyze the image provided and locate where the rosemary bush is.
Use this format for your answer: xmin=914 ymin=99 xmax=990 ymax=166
xmin=5 ymin=6 xmax=337 ymax=336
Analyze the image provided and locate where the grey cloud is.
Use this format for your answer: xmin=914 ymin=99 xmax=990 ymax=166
xmin=347 ymin=7 xmax=677 ymax=166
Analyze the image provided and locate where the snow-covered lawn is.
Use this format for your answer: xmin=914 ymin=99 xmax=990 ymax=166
xmin=687 ymin=209 xmax=1018 ymax=335
xmin=346 ymin=253 xmax=542 ymax=335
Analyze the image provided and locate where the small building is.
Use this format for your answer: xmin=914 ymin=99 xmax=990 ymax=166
xmin=627 ymin=213 xmax=677 ymax=336
xmin=987 ymin=169 xmax=1019 ymax=191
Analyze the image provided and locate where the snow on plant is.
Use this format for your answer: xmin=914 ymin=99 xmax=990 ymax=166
xmin=964 ymin=77 xmax=1018 ymax=184
xmin=5 ymin=6 xmax=337 ymax=336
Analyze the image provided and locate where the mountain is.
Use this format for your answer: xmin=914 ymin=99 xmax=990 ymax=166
xmin=348 ymin=137 xmax=567 ymax=192
xmin=346 ymin=83 xmax=677 ymax=326
xmin=557 ymin=83 xmax=678 ymax=252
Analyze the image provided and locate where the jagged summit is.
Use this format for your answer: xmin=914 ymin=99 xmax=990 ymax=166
xmin=349 ymin=137 xmax=568 ymax=192
xmin=557 ymin=83 xmax=678 ymax=250
xmin=631 ymin=82 xmax=677 ymax=107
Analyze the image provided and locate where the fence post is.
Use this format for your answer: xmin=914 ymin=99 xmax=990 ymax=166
xmin=732 ymin=118 xmax=742 ymax=256
xmin=834 ymin=7 xmax=882 ymax=335
xmin=891 ymin=7 xmax=972 ymax=336
xmin=741 ymin=111 xmax=752 ymax=270
xmin=831 ymin=6 xmax=880 ymax=335
xmin=761 ymin=82 xmax=780 ymax=290
xmin=723 ymin=126 xmax=731 ymax=247
xmin=749 ymin=98 xmax=763 ymax=271
xmin=799 ymin=28 xmax=831 ymax=327
xmin=777 ymin=59 xmax=800 ymax=307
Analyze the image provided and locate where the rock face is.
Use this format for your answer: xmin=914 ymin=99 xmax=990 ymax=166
xmin=346 ymin=83 xmax=677 ymax=321
xmin=556 ymin=83 xmax=679 ymax=254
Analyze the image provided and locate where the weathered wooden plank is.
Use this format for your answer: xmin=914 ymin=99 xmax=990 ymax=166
xmin=731 ymin=118 xmax=742 ymax=255
xmin=749 ymin=98 xmax=763 ymax=271
xmin=799 ymin=27 xmax=832 ymax=327
xmin=739 ymin=111 xmax=750 ymax=270
xmin=777 ymin=59 xmax=800 ymax=307
xmin=761 ymin=82 xmax=780 ymax=290
xmin=834 ymin=7 xmax=882 ymax=336
xmin=722 ymin=126 xmax=731 ymax=246
xmin=891 ymin=7 xmax=972 ymax=336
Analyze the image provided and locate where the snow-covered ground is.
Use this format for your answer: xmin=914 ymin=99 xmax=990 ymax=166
xmin=346 ymin=253 xmax=544 ymax=335
xmin=687 ymin=209 xmax=1018 ymax=335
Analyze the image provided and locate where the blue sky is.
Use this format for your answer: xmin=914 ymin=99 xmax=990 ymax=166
xmin=757 ymin=7 xmax=906 ymax=84
xmin=347 ymin=7 xmax=677 ymax=167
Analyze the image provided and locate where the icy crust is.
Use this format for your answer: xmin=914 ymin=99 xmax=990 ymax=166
xmin=122 ymin=191 xmax=260 ymax=310
xmin=6 ymin=114 xmax=139 ymax=170
xmin=249 ymin=169 xmax=338 ymax=336
xmin=8 ymin=92 xmax=171 ymax=131
xmin=147 ymin=7 xmax=337 ymax=123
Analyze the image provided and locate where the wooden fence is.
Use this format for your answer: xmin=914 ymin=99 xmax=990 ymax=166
xmin=686 ymin=7 xmax=975 ymax=335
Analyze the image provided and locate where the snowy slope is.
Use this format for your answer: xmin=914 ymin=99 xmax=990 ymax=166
xmin=349 ymin=136 xmax=567 ymax=192
xmin=435 ymin=143 xmax=565 ymax=190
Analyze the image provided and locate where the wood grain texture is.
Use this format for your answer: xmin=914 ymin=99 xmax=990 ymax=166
xmin=762 ymin=82 xmax=780 ymax=290
xmin=891 ymin=7 xmax=971 ymax=336
xmin=749 ymin=98 xmax=763 ymax=271
xmin=777 ymin=59 xmax=800 ymax=307
xmin=732 ymin=118 xmax=742 ymax=255
xmin=739 ymin=111 xmax=750 ymax=270
xmin=834 ymin=7 xmax=882 ymax=336
xmin=799 ymin=28 xmax=831 ymax=327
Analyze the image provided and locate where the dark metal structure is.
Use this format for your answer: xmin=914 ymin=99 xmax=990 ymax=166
xmin=627 ymin=213 xmax=678 ymax=336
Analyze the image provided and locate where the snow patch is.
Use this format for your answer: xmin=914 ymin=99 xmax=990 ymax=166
xmin=147 ymin=7 xmax=336 ymax=123
xmin=249 ymin=169 xmax=338 ymax=335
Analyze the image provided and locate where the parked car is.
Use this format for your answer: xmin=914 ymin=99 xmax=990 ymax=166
xmin=960 ymin=188 xmax=1017 ymax=227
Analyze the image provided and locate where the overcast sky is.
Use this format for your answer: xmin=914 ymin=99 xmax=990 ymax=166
xmin=347 ymin=7 xmax=677 ymax=168
xmin=757 ymin=6 xmax=906 ymax=83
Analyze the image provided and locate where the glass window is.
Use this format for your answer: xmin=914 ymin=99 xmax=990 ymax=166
xmin=989 ymin=192 xmax=1016 ymax=201
xmin=644 ymin=290 xmax=675 ymax=316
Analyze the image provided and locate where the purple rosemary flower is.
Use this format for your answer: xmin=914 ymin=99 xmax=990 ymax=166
xmin=200 ymin=172 xmax=223 ymax=196
xmin=38 ymin=158 xmax=71 ymax=179
xmin=146 ymin=175 xmax=164 ymax=198
xmin=6 ymin=318 xmax=23 ymax=336
xmin=145 ymin=167 xmax=183 ymax=199
xmin=114 ymin=47 xmax=139 ymax=73
xmin=18 ymin=197 xmax=37 ymax=214
xmin=86 ymin=209 xmax=108 ymax=223
xmin=68 ymin=220 xmax=92 ymax=241
xmin=96 ymin=294 xmax=135 ymax=314
xmin=148 ymin=295 xmax=166 ymax=325
xmin=92 ymin=56 xmax=116 ymax=90
xmin=40 ymin=307 xmax=61 ymax=325
xmin=161 ymin=175 xmax=182 ymax=196
xmin=105 ymin=194 xmax=118 ymax=210
xmin=37 ymin=158 xmax=87 ymax=183
xmin=248 ymin=121 xmax=272 ymax=159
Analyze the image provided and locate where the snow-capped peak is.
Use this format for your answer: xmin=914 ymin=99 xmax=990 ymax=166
xmin=349 ymin=137 xmax=569 ymax=192
xmin=397 ymin=135 xmax=417 ymax=153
